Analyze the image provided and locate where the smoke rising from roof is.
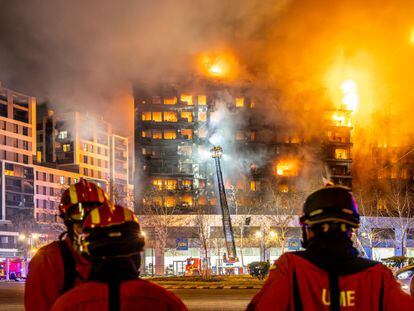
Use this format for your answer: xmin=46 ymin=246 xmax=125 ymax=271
xmin=1 ymin=0 xmax=414 ymax=185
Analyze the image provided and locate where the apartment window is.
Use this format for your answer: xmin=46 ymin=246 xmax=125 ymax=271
xmin=43 ymin=172 xmax=46 ymax=180
xmin=90 ymin=158 xmax=94 ymax=166
xmin=249 ymin=131 xmax=256 ymax=141
xmin=68 ymin=177 xmax=71 ymax=185
xmin=14 ymin=124 xmax=18 ymax=134
xmin=180 ymin=111 xmax=193 ymax=122
xmin=63 ymin=144 xmax=71 ymax=152
xmin=23 ymin=141 xmax=29 ymax=150
xmin=236 ymin=131 xmax=244 ymax=140
xmin=98 ymin=158 xmax=102 ymax=166
xmin=165 ymin=196 xmax=176 ymax=207
xmin=182 ymin=180 xmax=192 ymax=189
xmin=278 ymin=184 xmax=289 ymax=193
xmin=142 ymin=130 xmax=151 ymax=138
xmin=178 ymin=145 xmax=192 ymax=156
xmin=97 ymin=147 xmax=101 ymax=154
xmin=152 ymin=129 xmax=162 ymax=140
xmin=181 ymin=129 xmax=192 ymax=140
xmin=235 ymin=97 xmax=245 ymax=107
xmin=42 ymin=187 xmax=46 ymax=195
xmin=250 ymin=99 xmax=255 ymax=108
xmin=23 ymin=155 xmax=28 ymax=164
xmin=335 ymin=148 xmax=349 ymax=160
xmin=142 ymin=112 xmax=151 ymax=121
xmin=1 ymin=121 xmax=5 ymax=130
xmin=165 ymin=179 xmax=178 ymax=190
xmin=14 ymin=153 xmax=18 ymax=162
xmin=23 ymin=127 xmax=28 ymax=136
xmin=198 ymin=95 xmax=206 ymax=106
xmin=74 ymin=178 xmax=78 ymax=183
xmin=250 ymin=181 xmax=260 ymax=191
xmin=90 ymin=145 xmax=94 ymax=153
xmin=83 ymin=143 xmax=88 ymax=151
xmin=164 ymin=97 xmax=177 ymax=105
xmin=152 ymin=179 xmax=163 ymax=190
xmin=58 ymin=131 xmax=68 ymax=139
xmin=50 ymin=188 xmax=54 ymax=196
xmin=152 ymin=112 xmax=162 ymax=122
xmin=180 ymin=95 xmax=193 ymax=106
xmin=49 ymin=174 xmax=54 ymax=183
xmin=198 ymin=111 xmax=207 ymax=122
xmin=14 ymin=139 xmax=18 ymax=148
xmin=83 ymin=155 xmax=88 ymax=164
xmin=163 ymin=111 xmax=178 ymax=122
xmin=60 ymin=176 xmax=65 ymax=185
xmin=164 ymin=130 xmax=177 ymax=140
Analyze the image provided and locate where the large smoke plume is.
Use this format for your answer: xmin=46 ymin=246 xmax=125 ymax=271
xmin=1 ymin=0 xmax=414 ymax=184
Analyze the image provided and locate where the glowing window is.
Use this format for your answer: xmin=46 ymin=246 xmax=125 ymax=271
xmin=142 ymin=130 xmax=151 ymax=138
xmin=278 ymin=184 xmax=289 ymax=193
xmin=63 ymin=144 xmax=71 ymax=152
xmin=152 ymin=112 xmax=162 ymax=122
xmin=164 ymin=97 xmax=177 ymax=105
xmin=152 ymin=179 xmax=163 ymax=190
xmin=58 ymin=131 xmax=68 ymax=139
xmin=181 ymin=194 xmax=193 ymax=206
xmin=198 ymin=111 xmax=207 ymax=122
xmin=181 ymin=95 xmax=193 ymax=106
xmin=276 ymin=161 xmax=298 ymax=176
xmin=250 ymin=100 xmax=255 ymax=108
xmin=142 ymin=112 xmax=151 ymax=121
xmin=165 ymin=196 xmax=176 ymax=207
xmin=152 ymin=130 xmax=162 ymax=139
xmin=165 ymin=179 xmax=177 ymax=190
xmin=236 ymin=131 xmax=244 ymax=140
xmin=182 ymin=180 xmax=192 ymax=188
xmin=163 ymin=111 xmax=178 ymax=122
xmin=250 ymin=181 xmax=260 ymax=191
xmin=249 ymin=131 xmax=256 ymax=141
xmin=334 ymin=149 xmax=349 ymax=159
xmin=164 ymin=130 xmax=177 ymax=140
xmin=235 ymin=97 xmax=245 ymax=107
xmin=198 ymin=95 xmax=206 ymax=106
xmin=181 ymin=129 xmax=192 ymax=140
xmin=181 ymin=111 xmax=193 ymax=122
xmin=197 ymin=195 xmax=207 ymax=205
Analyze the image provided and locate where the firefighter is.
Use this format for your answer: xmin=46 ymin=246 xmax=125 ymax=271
xmin=247 ymin=186 xmax=414 ymax=311
xmin=51 ymin=204 xmax=187 ymax=311
xmin=25 ymin=179 xmax=112 ymax=311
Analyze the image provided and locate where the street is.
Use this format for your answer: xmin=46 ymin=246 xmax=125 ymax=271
xmin=0 ymin=282 xmax=258 ymax=311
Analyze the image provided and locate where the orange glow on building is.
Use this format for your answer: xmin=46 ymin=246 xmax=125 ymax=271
xmin=196 ymin=51 xmax=239 ymax=80
xmin=275 ymin=160 xmax=298 ymax=176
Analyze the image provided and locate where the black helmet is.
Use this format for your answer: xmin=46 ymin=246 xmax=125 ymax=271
xmin=300 ymin=186 xmax=360 ymax=228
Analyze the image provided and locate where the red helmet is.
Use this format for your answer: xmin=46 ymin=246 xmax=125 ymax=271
xmin=59 ymin=179 xmax=110 ymax=222
xmin=81 ymin=205 xmax=145 ymax=258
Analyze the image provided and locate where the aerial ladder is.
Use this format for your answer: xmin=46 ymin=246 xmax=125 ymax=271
xmin=211 ymin=146 xmax=238 ymax=263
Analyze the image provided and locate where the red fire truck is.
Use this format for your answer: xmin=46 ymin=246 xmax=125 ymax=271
xmin=0 ymin=258 xmax=24 ymax=280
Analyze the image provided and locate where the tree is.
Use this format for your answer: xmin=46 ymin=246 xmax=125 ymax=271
xmin=139 ymin=187 xmax=183 ymax=275
xmin=378 ymin=178 xmax=414 ymax=257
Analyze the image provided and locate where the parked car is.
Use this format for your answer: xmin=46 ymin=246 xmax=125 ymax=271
xmin=396 ymin=264 xmax=414 ymax=293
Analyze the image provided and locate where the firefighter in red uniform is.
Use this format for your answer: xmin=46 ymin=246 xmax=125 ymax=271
xmin=248 ymin=186 xmax=414 ymax=311
xmin=51 ymin=204 xmax=187 ymax=311
xmin=25 ymin=179 xmax=112 ymax=311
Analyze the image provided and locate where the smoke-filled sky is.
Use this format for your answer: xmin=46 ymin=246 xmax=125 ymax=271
xmin=1 ymin=0 xmax=414 ymax=142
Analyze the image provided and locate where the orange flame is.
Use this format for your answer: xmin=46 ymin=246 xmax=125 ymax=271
xmin=196 ymin=51 xmax=238 ymax=80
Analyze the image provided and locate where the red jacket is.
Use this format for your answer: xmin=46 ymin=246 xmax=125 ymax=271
xmin=51 ymin=278 xmax=188 ymax=311
xmin=25 ymin=238 xmax=91 ymax=311
xmin=248 ymin=252 xmax=414 ymax=311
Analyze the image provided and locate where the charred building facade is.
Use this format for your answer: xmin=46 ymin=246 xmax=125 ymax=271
xmin=134 ymin=83 xmax=354 ymax=216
